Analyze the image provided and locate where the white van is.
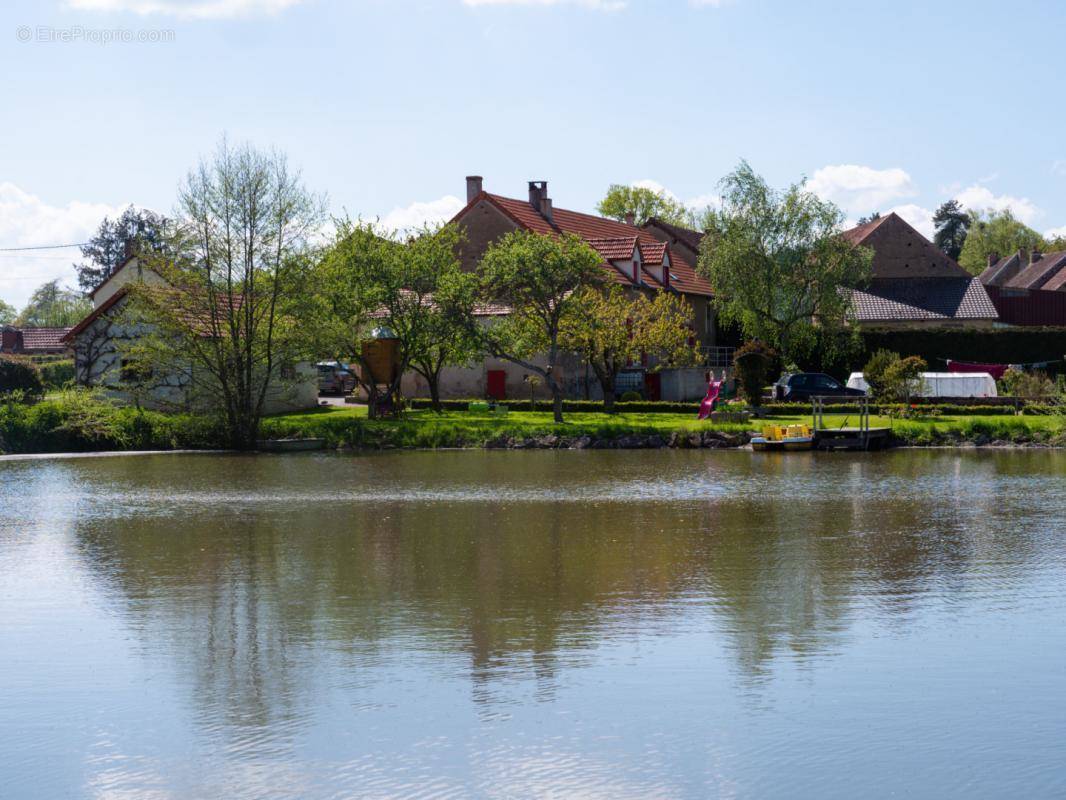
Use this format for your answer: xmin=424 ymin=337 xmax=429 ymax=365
xmin=846 ymin=372 xmax=997 ymax=398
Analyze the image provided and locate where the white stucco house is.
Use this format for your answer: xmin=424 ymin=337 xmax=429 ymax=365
xmin=64 ymin=254 xmax=318 ymax=414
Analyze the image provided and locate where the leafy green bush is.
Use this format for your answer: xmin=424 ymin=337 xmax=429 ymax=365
xmin=0 ymin=356 xmax=44 ymax=398
xmin=0 ymin=389 xmax=226 ymax=454
xmin=39 ymin=359 xmax=75 ymax=390
xmin=619 ymin=390 xmax=642 ymax=402
xmin=733 ymin=341 xmax=777 ymax=405
xmin=862 ymin=349 xmax=898 ymax=400
xmin=998 ymin=368 xmax=1059 ymax=400
xmin=881 ymin=355 xmax=927 ymax=402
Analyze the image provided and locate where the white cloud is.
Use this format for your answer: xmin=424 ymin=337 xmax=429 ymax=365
xmin=807 ymin=164 xmax=916 ymax=214
xmin=65 ymin=0 xmax=308 ymax=19
xmin=374 ymin=195 xmax=465 ymax=234
xmin=463 ymin=0 xmax=625 ymax=9
xmin=1052 ymin=160 xmax=1066 ymax=177
xmin=1045 ymin=225 xmax=1066 ymax=240
xmin=0 ymin=183 xmax=124 ymax=309
xmin=686 ymin=192 xmax=721 ymax=212
xmin=630 ymin=179 xmax=680 ymax=203
xmin=954 ymin=185 xmax=1041 ymax=225
xmin=884 ymin=203 xmax=935 ymax=239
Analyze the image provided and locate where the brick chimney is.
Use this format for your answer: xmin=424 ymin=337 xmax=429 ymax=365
xmin=466 ymin=175 xmax=483 ymax=203
xmin=1031 ymin=249 xmax=1042 ymax=265
xmin=987 ymin=252 xmax=999 ymax=268
xmin=528 ymin=180 xmax=547 ymax=211
xmin=624 ymin=211 xmax=636 ymax=226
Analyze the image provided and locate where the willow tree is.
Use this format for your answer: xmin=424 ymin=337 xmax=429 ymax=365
xmin=699 ymin=162 xmax=872 ymax=362
xmin=476 ymin=231 xmax=603 ymax=422
xmin=561 ymin=284 xmax=699 ymax=412
xmin=127 ymin=140 xmax=324 ymax=448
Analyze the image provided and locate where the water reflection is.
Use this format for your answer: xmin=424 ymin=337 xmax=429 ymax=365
xmin=3 ymin=450 xmax=1066 ymax=798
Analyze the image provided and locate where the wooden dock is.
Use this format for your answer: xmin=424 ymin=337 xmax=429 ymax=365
xmin=814 ymin=426 xmax=891 ymax=450
xmin=811 ymin=396 xmax=892 ymax=451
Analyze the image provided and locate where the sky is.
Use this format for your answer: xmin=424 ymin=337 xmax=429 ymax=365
xmin=2 ymin=0 xmax=1066 ymax=309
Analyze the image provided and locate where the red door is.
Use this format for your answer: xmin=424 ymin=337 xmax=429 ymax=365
xmin=487 ymin=370 xmax=506 ymax=400
xmin=644 ymin=372 xmax=661 ymax=401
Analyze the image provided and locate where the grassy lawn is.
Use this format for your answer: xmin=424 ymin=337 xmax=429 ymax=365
xmin=262 ymin=404 xmax=1066 ymax=448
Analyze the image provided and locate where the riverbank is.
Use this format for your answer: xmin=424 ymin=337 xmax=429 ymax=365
xmin=263 ymin=405 xmax=1066 ymax=450
xmin=3 ymin=394 xmax=1066 ymax=455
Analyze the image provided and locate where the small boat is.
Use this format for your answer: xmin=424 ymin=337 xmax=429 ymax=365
xmin=751 ymin=424 xmax=814 ymax=452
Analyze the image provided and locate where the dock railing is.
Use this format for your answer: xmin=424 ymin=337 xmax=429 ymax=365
xmin=812 ymin=395 xmax=873 ymax=450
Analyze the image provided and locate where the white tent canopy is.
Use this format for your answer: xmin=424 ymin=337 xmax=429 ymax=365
xmin=847 ymin=372 xmax=997 ymax=398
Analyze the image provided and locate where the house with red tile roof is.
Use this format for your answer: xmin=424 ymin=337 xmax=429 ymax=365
xmin=62 ymin=255 xmax=318 ymax=412
xmin=416 ymin=177 xmax=719 ymax=402
xmin=1 ymin=326 xmax=73 ymax=356
xmin=841 ymin=213 xmax=998 ymax=328
xmin=978 ymin=249 xmax=1066 ymax=325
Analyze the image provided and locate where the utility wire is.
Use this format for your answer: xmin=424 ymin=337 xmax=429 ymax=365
xmin=0 ymin=242 xmax=87 ymax=252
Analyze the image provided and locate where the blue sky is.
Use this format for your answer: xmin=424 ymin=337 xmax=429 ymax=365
xmin=2 ymin=0 xmax=1065 ymax=307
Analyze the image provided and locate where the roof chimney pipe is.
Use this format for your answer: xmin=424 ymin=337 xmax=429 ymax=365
xmin=528 ymin=180 xmax=548 ymax=212
xmin=466 ymin=175 xmax=483 ymax=203
xmin=624 ymin=211 xmax=636 ymax=226
xmin=1031 ymin=249 xmax=1042 ymax=265
xmin=987 ymin=252 xmax=999 ymax=269
xmin=540 ymin=197 xmax=553 ymax=223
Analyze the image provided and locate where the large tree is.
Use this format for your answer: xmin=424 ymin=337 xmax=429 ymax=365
xmin=307 ymin=222 xmax=479 ymax=416
xmin=957 ymin=209 xmax=1044 ymax=274
xmin=405 ymin=230 xmax=481 ymax=411
xmin=698 ymin=162 xmax=872 ymax=362
xmin=476 ymin=231 xmax=604 ymax=422
xmin=0 ymin=299 xmax=16 ymax=325
xmin=597 ymin=184 xmax=691 ymax=227
xmin=76 ymin=205 xmax=169 ymax=293
xmin=127 ymin=140 xmax=324 ymax=448
xmin=16 ymin=279 xmax=91 ymax=327
xmin=561 ymin=284 xmax=699 ymax=413
xmin=932 ymin=200 xmax=971 ymax=261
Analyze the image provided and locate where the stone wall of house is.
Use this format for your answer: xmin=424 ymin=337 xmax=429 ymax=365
xmin=455 ymin=199 xmax=518 ymax=273
xmin=72 ymin=297 xmax=317 ymax=414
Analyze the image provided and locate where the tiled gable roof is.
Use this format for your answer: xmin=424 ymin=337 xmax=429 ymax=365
xmin=979 ymin=253 xmax=1023 ymax=287
xmin=1035 ymin=253 xmax=1066 ymax=291
xmin=1004 ymin=251 xmax=1066 ymax=291
xmin=639 ymin=241 xmax=667 ymax=265
xmin=841 ymin=213 xmax=969 ymax=280
xmin=472 ymin=193 xmax=713 ymax=296
xmin=18 ymin=327 xmax=72 ymax=350
xmin=643 ymin=217 xmax=705 ymax=255
xmin=586 ymin=236 xmax=638 ymax=261
xmin=851 ymin=278 xmax=998 ymax=322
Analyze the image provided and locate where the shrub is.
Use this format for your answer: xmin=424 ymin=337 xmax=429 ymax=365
xmin=998 ymin=368 xmax=1059 ymax=400
xmin=734 ymin=341 xmax=777 ymax=405
xmin=39 ymin=359 xmax=75 ymax=390
xmin=619 ymin=390 xmax=642 ymax=402
xmin=862 ymin=349 xmax=898 ymax=400
xmin=881 ymin=355 xmax=926 ymax=402
xmin=0 ymin=356 xmax=44 ymax=398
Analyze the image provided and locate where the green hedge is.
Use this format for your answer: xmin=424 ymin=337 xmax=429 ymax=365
xmin=407 ymin=398 xmax=702 ymax=414
xmin=859 ymin=328 xmax=1066 ymax=372
xmin=762 ymin=402 xmax=1058 ymax=416
xmin=39 ymin=359 xmax=75 ymax=390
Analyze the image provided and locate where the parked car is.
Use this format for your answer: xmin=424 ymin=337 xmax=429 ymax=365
xmin=316 ymin=361 xmax=356 ymax=395
xmin=773 ymin=372 xmax=866 ymax=401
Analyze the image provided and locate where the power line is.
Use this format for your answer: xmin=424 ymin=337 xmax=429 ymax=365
xmin=0 ymin=242 xmax=87 ymax=252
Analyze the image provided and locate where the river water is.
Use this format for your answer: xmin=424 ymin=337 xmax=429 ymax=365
xmin=1 ymin=450 xmax=1065 ymax=798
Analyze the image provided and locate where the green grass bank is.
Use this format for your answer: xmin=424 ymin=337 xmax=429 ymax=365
xmin=3 ymin=394 xmax=1066 ymax=455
